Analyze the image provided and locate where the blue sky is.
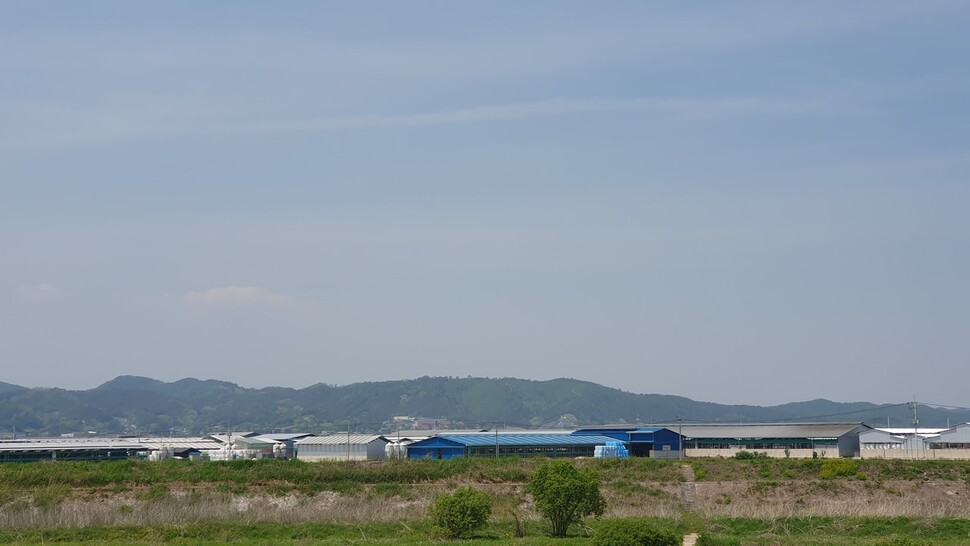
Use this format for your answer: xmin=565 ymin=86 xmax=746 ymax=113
xmin=2 ymin=2 xmax=968 ymax=405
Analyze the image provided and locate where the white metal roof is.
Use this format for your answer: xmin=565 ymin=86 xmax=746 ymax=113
xmin=253 ymin=433 xmax=315 ymax=442
xmin=672 ymin=423 xmax=865 ymax=440
xmin=138 ymin=438 xmax=224 ymax=450
xmin=297 ymin=434 xmax=387 ymax=445
xmin=0 ymin=438 xmax=144 ymax=451
xmin=875 ymin=427 xmax=948 ymax=435
xmin=206 ymin=432 xmax=257 ymax=444
xmin=1 ymin=437 xmax=224 ymax=452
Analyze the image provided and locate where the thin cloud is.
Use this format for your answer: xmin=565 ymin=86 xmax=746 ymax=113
xmin=16 ymin=283 xmax=61 ymax=301
xmin=227 ymin=96 xmax=834 ymax=136
xmin=183 ymin=286 xmax=303 ymax=308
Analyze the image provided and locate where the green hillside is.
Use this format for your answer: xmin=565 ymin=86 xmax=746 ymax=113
xmin=0 ymin=376 xmax=965 ymax=436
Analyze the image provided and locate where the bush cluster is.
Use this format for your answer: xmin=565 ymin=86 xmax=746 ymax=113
xmin=820 ymin=459 xmax=859 ymax=479
xmin=592 ymin=519 xmax=678 ymax=546
xmin=428 ymin=486 xmax=492 ymax=538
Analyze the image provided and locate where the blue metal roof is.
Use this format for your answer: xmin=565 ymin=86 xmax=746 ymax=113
xmin=434 ymin=433 xmax=619 ymax=447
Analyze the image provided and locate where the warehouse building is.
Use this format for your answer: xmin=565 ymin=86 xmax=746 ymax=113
xmin=860 ymin=424 xmax=970 ymax=460
xmin=674 ymin=423 xmax=868 ymax=458
xmin=572 ymin=426 xmax=682 ymax=458
xmin=0 ymin=437 xmax=142 ymax=462
xmin=295 ymin=434 xmax=389 ymax=461
xmin=0 ymin=436 xmax=226 ymax=462
xmin=927 ymin=423 xmax=970 ymax=458
xmin=405 ymin=432 xmax=621 ymax=460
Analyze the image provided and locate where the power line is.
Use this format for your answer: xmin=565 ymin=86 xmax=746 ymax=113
xmin=917 ymin=401 xmax=970 ymax=412
xmin=770 ymin=402 xmax=912 ymax=422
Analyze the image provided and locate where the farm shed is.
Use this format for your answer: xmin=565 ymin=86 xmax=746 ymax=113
xmin=858 ymin=427 xmax=950 ymax=459
xmin=573 ymin=426 xmax=682 ymax=457
xmin=295 ymin=434 xmax=389 ymax=461
xmin=859 ymin=428 xmax=908 ymax=450
xmin=929 ymin=423 xmax=970 ymax=449
xmin=0 ymin=438 xmax=142 ymax=462
xmin=674 ymin=423 xmax=868 ymax=458
xmin=405 ymin=432 xmax=618 ymax=460
xmin=919 ymin=423 xmax=970 ymax=459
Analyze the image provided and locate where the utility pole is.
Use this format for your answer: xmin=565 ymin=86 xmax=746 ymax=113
xmin=347 ymin=422 xmax=351 ymax=463
xmin=677 ymin=416 xmax=683 ymax=461
xmin=911 ymin=399 xmax=919 ymax=460
xmin=494 ymin=426 xmax=499 ymax=459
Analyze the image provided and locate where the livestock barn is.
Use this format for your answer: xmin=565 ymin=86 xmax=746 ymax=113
xmin=673 ymin=423 xmax=868 ymax=458
xmin=405 ymin=432 xmax=622 ymax=460
xmin=295 ymin=434 xmax=389 ymax=461
xmin=572 ymin=426 xmax=683 ymax=458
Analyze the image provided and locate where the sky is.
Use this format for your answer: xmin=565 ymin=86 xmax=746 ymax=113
xmin=2 ymin=2 xmax=968 ymax=406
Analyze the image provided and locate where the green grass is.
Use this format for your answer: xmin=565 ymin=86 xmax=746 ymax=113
xmin=0 ymin=519 xmax=621 ymax=544
xmin=690 ymin=458 xmax=970 ymax=483
xmin=2 ymin=458 xmax=970 ymax=544
xmin=698 ymin=517 xmax=970 ymax=545
xmin=0 ymin=457 xmax=684 ymax=495
xmin=1 ymin=517 xmax=968 ymax=545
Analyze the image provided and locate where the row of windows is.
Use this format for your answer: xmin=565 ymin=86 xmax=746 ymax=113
xmin=467 ymin=445 xmax=596 ymax=457
xmin=862 ymin=443 xmax=970 ymax=450
xmin=0 ymin=450 xmax=132 ymax=462
xmin=687 ymin=442 xmax=837 ymax=450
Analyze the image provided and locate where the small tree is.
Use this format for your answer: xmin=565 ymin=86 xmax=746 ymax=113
xmin=429 ymin=486 xmax=492 ymax=538
xmin=529 ymin=460 xmax=605 ymax=537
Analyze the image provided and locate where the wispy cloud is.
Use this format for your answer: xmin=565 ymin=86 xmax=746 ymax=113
xmin=255 ymin=96 xmax=831 ymax=134
xmin=183 ymin=286 xmax=304 ymax=308
xmin=0 ymin=95 xmax=834 ymax=152
xmin=16 ymin=283 xmax=61 ymax=301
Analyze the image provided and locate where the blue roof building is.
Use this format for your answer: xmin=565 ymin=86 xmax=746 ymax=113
xmin=405 ymin=428 xmax=685 ymax=460
xmin=573 ymin=427 xmax=682 ymax=457
xmin=405 ymin=432 xmax=620 ymax=460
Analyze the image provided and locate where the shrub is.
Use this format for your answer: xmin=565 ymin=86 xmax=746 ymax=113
xmin=696 ymin=534 xmax=742 ymax=546
xmin=529 ymin=460 xmax=606 ymax=537
xmin=820 ymin=459 xmax=858 ymax=479
xmin=592 ymin=519 xmax=678 ymax=546
xmin=734 ymin=451 xmax=768 ymax=460
xmin=428 ymin=486 xmax=492 ymax=538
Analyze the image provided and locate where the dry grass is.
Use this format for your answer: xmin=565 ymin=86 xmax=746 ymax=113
xmin=5 ymin=480 xmax=970 ymax=530
xmin=2 ymin=460 xmax=969 ymax=531
xmin=691 ymin=479 xmax=970 ymax=520
xmin=0 ymin=491 xmax=431 ymax=529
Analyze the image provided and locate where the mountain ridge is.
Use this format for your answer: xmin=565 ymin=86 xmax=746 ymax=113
xmin=0 ymin=375 xmax=965 ymax=436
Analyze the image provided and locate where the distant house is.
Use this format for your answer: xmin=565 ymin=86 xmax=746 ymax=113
xmin=295 ymin=435 xmax=389 ymax=461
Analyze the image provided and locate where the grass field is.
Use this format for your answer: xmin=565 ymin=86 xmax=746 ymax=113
xmin=0 ymin=458 xmax=969 ymax=543
xmin=1 ymin=517 xmax=969 ymax=545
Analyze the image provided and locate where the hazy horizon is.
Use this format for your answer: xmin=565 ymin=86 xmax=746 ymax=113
xmin=3 ymin=2 xmax=969 ymax=406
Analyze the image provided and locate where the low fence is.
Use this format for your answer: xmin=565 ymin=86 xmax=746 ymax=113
xmin=859 ymin=448 xmax=970 ymax=460
xmin=684 ymin=448 xmax=837 ymax=459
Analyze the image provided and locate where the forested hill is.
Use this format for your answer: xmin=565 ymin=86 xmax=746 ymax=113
xmin=0 ymin=375 xmax=966 ymax=436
